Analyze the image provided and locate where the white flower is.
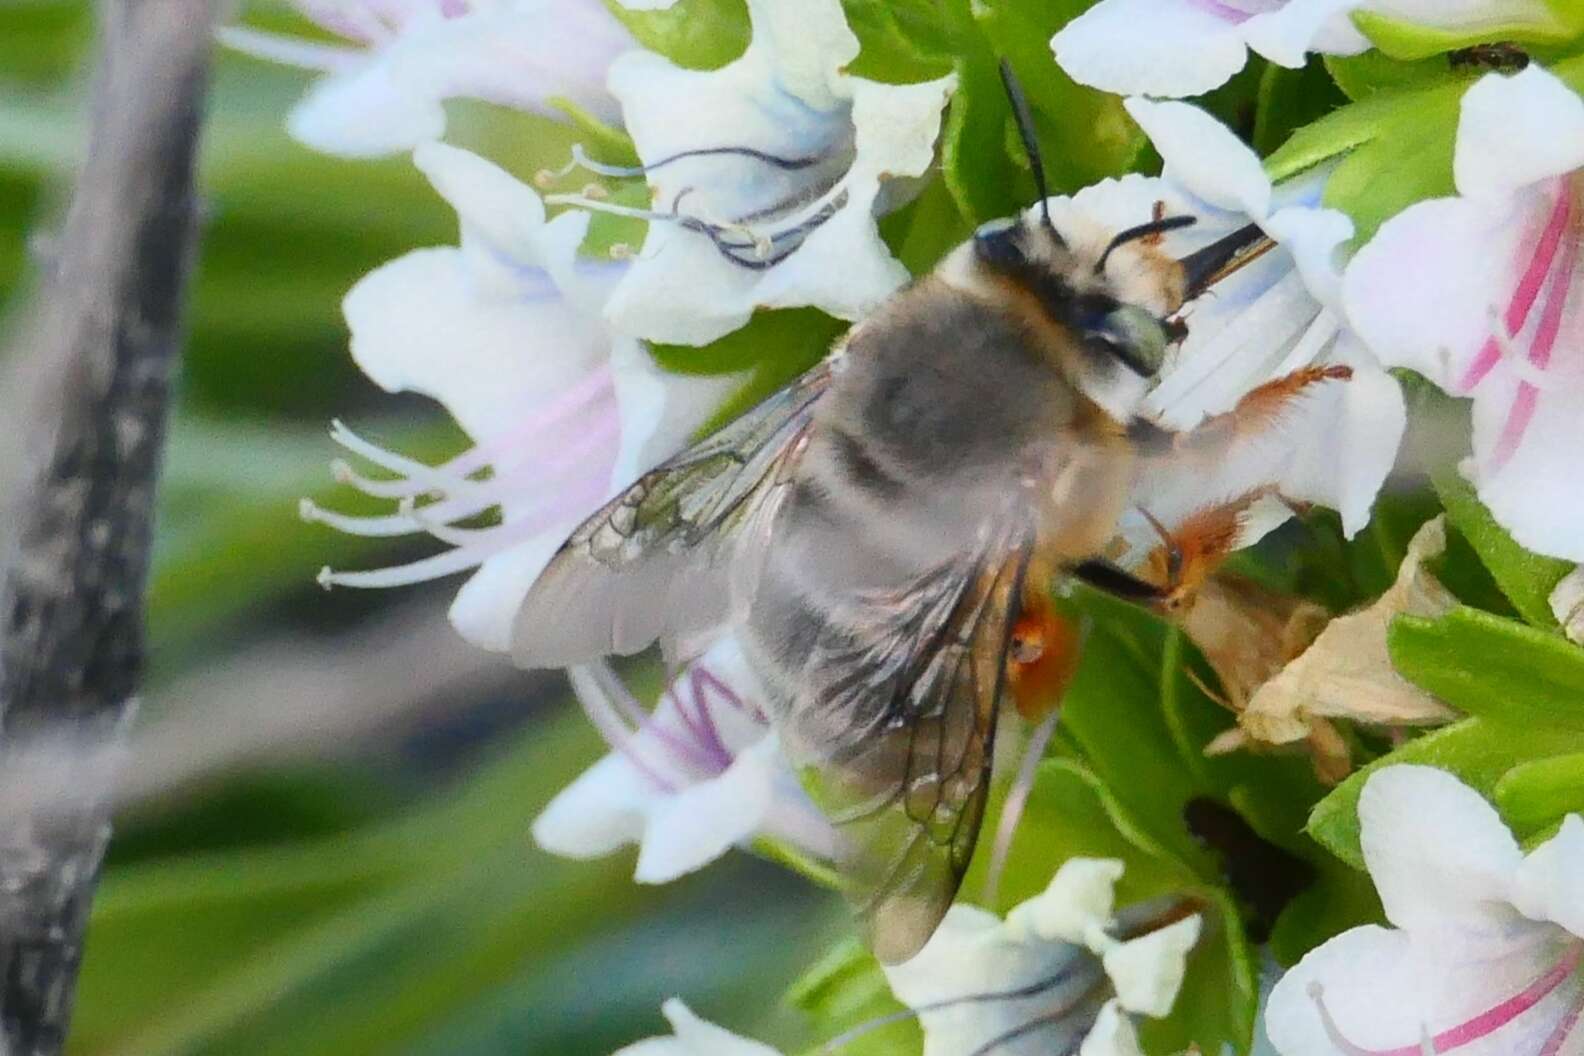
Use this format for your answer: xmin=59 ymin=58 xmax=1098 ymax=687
xmin=1345 ymin=66 xmax=1584 ymax=563
xmin=308 ymin=142 xmax=735 ymax=650
xmin=218 ymin=0 xmax=633 ymax=157
xmin=614 ymin=999 xmax=782 ymax=1056
xmin=1078 ymin=99 xmax=1403 ymax=547
xmin=882 ymin=859 xmax=1202 ymax=1056
xmin=1051 ymin=0 xmax=1368 ymax=100
xmin=1266 ymin=765 xmax=1584 ymax=1056
xmin=532 ymin=636 xmax=835 ymax=883
xmin=1050 ymin=0 xmax=1578 ymax=99
xmin=553 ymin=0 xmax=955 ymax=346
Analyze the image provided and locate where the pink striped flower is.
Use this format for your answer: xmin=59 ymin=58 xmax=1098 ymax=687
xmin=1345 ymin=66 xmax=1584 ymax=562
xmin=307 ymin=142 xmax=735 ymax=650
xmin=219 ymin=0 xmax=634 ymax=157
xmin=532 ymin=637 xmax=835 ymax=883
xmin=1266 ymin=766 xmax=1584 ymax=1056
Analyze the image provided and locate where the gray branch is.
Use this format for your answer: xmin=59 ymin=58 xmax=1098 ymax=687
xmin=0 ymin=1 xmax=215 ymax=1051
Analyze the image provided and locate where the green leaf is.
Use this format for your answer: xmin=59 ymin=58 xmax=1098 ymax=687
xmin=1307 ymin=608 xmax=1584 ymax=864
xmin=1307 ymin=716 xmax=1584 ymax=868
xmin=879 ymin=176 xmax=970 ymax=276
xmin=649 ymin=307 xmax=845 ymax=378
xmin=940 ymin=0 xmax=1143 ymax=226
xmin=1265 ymin=851 xmax=1383 ymax=967
xmin=1322 ymin=50 xmax=1460 ymax=102
xmin=601 ymin=0 xmax=750 ymax=70
xmin=786 ymin=938 xmax=920 ymax=1056
xmin=1388 ymin=608 xmax=1584 ymax=726
xmin=843 ymin=0 xmax=955 ymax=83
xmin=1253 ymin=58 xmax=1348 ymax=156
xmin=1432 ymin=466 xmax=1569 ymax=628
xmin=547 ymin=97 xmax=641 ymax=167
xmin=1494 ymin=753 xmax=1584 ymax=840
xmin=974 ymin=2 xmax=1144 ymax=190
xmin=1352 ymin=7 xmax=1584 ymax=61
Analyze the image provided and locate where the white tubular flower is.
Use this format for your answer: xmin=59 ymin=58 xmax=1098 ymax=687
xmin=882 ymin=859 xmax=1201 ymax=1056
xmin=1076 ymin=99 xmax=1402 ymax=545
xmin=218 ymin=0 xmax=633 ymax=158
xmin=553 ymin=0 xmax=955 ymax=346
xmin=309 ymin=142 xmax=733 ymax=651
xmin=1051 ymin=0 xmax=1368 ymax=99
xmin=1344 ymin=66 xmax=1584 ymax=562
xmin=614 ymin=999 xmax=783 ymax=1056
xmin=1266 ymin=765 xmax=1584 ymax=1056
xmin=532 ymin=637 xmax=835 ymax=884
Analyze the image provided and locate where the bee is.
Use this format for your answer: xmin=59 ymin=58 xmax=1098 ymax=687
xmin=512 ymin=64 xmax=1347 ymax=962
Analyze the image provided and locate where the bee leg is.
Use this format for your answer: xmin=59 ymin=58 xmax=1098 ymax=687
xmin=1137 ymin=490 xmax=1278 ymax=614
xmin=1173 ymin=365 xmax=1353 ymax=454
xmin=1067 ymin=557 xmax=1172 ymax=602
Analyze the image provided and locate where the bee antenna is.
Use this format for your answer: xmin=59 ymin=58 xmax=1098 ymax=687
xmin=997 ymin=60 xmax=1057 ymax=238
xmin=1094 ymin=215 xmax=1198 ymax=275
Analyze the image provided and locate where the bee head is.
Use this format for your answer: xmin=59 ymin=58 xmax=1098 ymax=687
xmin=958 ymin=210 xmax=1183 ymax=421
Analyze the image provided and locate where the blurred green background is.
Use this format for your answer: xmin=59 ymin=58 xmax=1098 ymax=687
xmin=0 ymin=4 xmax=838 ymax=1053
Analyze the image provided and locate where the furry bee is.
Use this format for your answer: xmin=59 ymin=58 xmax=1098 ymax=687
xmin=513 ymin=67 xmax=1341 ymax=962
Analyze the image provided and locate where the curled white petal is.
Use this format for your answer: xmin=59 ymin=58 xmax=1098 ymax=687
xmin=1455 ymin=66 xmax=1584 ymax=201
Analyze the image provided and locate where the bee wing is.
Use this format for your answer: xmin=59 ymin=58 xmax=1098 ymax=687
xmin=511 ymin=358 xmax=834 ymax=669
xmin=789 ymin=521 xmax=1035 ymax=963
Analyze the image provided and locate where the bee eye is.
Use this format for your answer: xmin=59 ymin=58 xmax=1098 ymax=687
xmin=1093 ymin=305 xmax=1169 ymax=378
xmin=973 ymin=217 xmax=1025 ymax=269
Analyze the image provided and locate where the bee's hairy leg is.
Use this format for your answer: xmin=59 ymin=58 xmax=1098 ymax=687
xmin=1172 ymin=364 xmax=1353 ymax=454
xmin=1142 ymin=489 xmax=1282 ymax=612
xmin=1066 ymin=556 xmax=1172 ymax=602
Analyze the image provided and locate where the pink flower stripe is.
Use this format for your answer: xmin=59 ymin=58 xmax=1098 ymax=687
xmin=1460 ymin=180 xmax=1572 ymax=394
xmin=1312 ymin=941 xmax=1584 ymax=1055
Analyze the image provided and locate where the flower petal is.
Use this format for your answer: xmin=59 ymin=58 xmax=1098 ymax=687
xmin=1123 ymin=98 xmax=1271 ymax=218
xmin=1267 ymin=916 xmax=1572 ymax=1056
xmin=450 ymin=531 xmax=574 ymax=651
xmin=1471 ymin=375 xmax=1584 ymax=562
xmin=885 ymin=902 xmax=1103 ymax=1056
xmin=1007 ymin=857 xmax=1124 ymax=948
xmin=531 ymin=750 xmax=652 ymax=860
xmin=345 ymin=250 xmax=602 ymax=439
xmin=1512 ymin=813 xmax=1584 ymax=937
xmin=283 ymin=2 xmax=632 ymax=158
xmin=1052 ymin=0 xmax=1251 ymax=99
xmin=412 ymin=141 xmax=548 ymax=270
xmin=1454 ymin=66 xmax=1584 ymax=201
xmin=1358 ymin=765 xmax=1524 ymax=935
xmin=1242 ymin=0 xmax=1368 ymax=68
xmin=601 ymin=40 xmax=950 ymax=344
xmin=609 ymin=341 xmax=745 ymax=486
xmin=289 ymin=58 xmax=447 ymax=157
xmin=634 ymin=735 xmax=780 ymax=883
xmin=1343 ymin=191 xmax=1535 ymax=392
xmin=1078 ymin=1000 xmax=1144 ymax=1056
xmin=662 ymin=998 xmax=785 ymax=1055
xmin=1265 ymin=924 xmax=1427 ymax=1056
xmin=1102 ymin=915 xmax=1201 ymax=1017
xmin=612 ymin=998 xmax=784 ymax=1056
